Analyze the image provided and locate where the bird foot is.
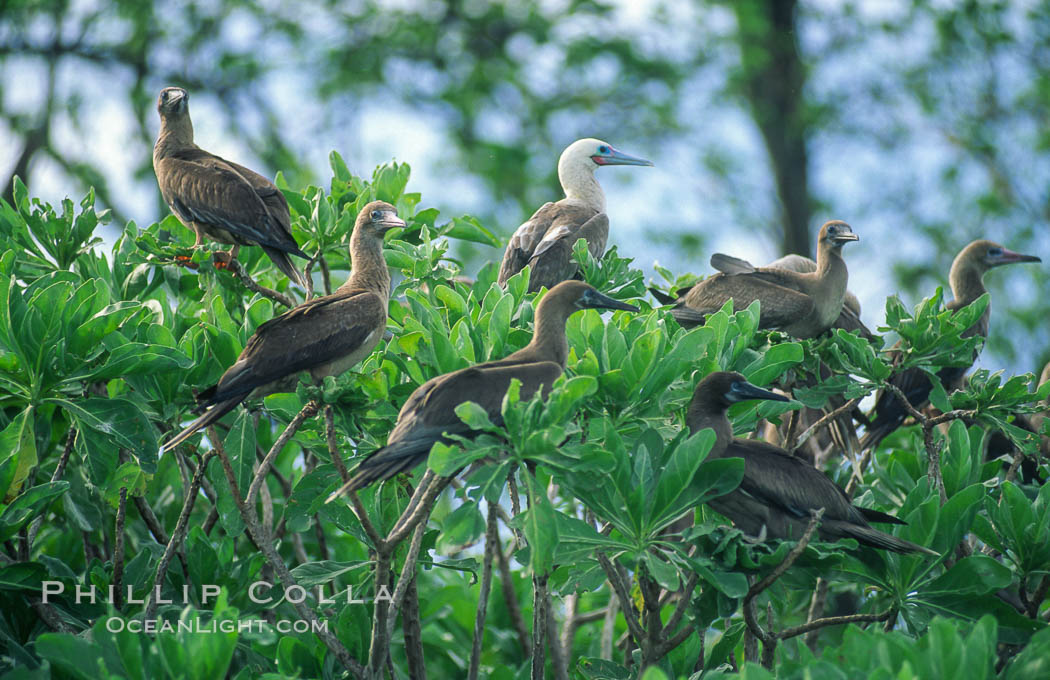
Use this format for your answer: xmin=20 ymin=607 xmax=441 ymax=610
xmin=212 ymin=251 xmax=236 ymax=271
xmin=173 ymin=255 xmax=199 ymax=270
xmin=739 ymin=525 xmax=768 ymax=545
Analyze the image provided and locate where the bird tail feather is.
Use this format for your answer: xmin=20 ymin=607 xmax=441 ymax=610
xmin=829 ymin=520 xmax=938 ymax=556
xmin=648 ymin=286 xmax=678 ymax=306
xmin=327 ymin=439 xmax=436 ymax=501
xmin=159 ymin=399 xmax=241 ymax=456
xmin=263 ymin=246 xmax=308 ymax=288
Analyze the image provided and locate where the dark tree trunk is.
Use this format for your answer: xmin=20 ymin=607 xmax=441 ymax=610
xmin=732 ymin=0 xmax=812 ymax=256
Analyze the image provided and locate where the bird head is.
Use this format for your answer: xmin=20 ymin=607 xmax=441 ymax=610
xmin=963 ymin=240 xmax=1041 ymax=272
xmin=559 ymin=138 xmax=653 ymax=174
xmin=537 ymin=281 xmax=639 ymax=318
xmin=692 ymin=371 xmax=790 ymax=409
xmin=818 ymin=220 xmax=859 ymax=250
xmin=156 ymin=87 xmax=188 ymax=117
xmin=355 ymin=200 xmax=406 ymax=238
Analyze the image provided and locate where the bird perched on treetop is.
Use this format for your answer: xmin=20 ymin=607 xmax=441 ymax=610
xmin=160 ymin=202 xmax=404 ymax=454
xmin=497 ymin=138 xmax=652 ymax=292
xmin=153 ymin=86 xmax=309 ymax=287
xmin=860 ymin=240 xmax=1041 ymax=451
xmin=688 ymin=371 xmax=937 ymax=555
xmin=329 ymin=280 xmax=638 ymax=498
xmin=669 ymin=221 xmax=859 ymax=339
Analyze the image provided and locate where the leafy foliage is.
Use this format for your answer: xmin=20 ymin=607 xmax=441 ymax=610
xmin=0 ymin=166 xmax=1047 ymax=679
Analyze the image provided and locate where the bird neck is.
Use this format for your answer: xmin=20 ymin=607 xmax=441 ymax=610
xmin=342 ymin=235 xmax=391 ymax=300
xmin=810 ymin=243 xmax=849 ymax=304
xmin=559 ymin=160 xmax=605 ymax=212
xmin=686 ymin=400 xmax=732 ymax=459
xmin=154 ymin=115 xmax=194 ymax=155
xmin=522 ymin=306 xmax=571 ymax=368
xmin=948 ymin=260 xmax=987 ymax=307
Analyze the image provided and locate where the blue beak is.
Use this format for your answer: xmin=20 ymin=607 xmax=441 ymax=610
xmin=593 ymin=147 xmax=654 ymax=167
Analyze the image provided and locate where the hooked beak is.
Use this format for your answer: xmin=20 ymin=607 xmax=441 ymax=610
xmin=580 ymin=289 xmax=640 ymax=312
xmin=593 ymin=147 xmax=654 ymax=167
xmin=728 ymin=380 xmax=791 ymax=404
xmin=991 ymin=248 xmax=1040 ymax=266
xmin=378 ymin=213 xmax=407 ymax=232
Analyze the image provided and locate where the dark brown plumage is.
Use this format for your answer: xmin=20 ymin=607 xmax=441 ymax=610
xmin=497 ymin=138 xmax=652 ymax=292
xmin=153 ymin=86 xmax=309 ymax=286
xmin=671 ymin=221 xmax=859 ymax=338
xmin=330 ymin=281 xmax=638 ymax=497
xmin=711 ymin=252 xmax=874 ymax=340
xmin=160 ymin=202 xmax=403 ymax=454
xmin=689 ymin=371 xmax=937 ymax=554
xmin=861 ymin=240 xmax=1041 ymax=451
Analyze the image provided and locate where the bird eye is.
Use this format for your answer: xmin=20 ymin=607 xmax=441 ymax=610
xmin=827 ymin=225 xmax=837 ymax=234
xmin=371 ymin=210 xmax=383 ymax=220
xmin=598 ymin=145 xmax=609 ymax=154
xmin=989 ymin=247 xmax=1003 ymax=257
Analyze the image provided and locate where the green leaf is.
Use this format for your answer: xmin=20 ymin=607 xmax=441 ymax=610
xmin=444 ymin=216 xmax=500 ymax=247
xmin=0 ymin=481 xmax=69 ymax=543
xmin=0 ymin=407 xmax=35 ymax=500
xmin=524 ymin=474 xmax=558 ymax=575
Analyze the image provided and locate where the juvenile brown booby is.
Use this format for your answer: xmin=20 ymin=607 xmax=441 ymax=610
xmin=671 ymin=221 xmax=859 ymax=338
xmin=710 ymin=252 xmax=872 ymax=339
xmin=497 ymin=138 xmax=652 ymax=292
xmin=689 ymin=372 xmax=936 ymax=554
xmin=330 ymin=281 xmax=638 ymax=496
xmin=860 ymin=240 xmax=1041 ymax=451
xmin=161 ymin=202 xmax=403 ymax=454
xmin=153 ymin=87 xmax=309 ymax=286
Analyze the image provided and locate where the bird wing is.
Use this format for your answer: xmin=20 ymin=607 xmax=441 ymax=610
xmin=709 ymin=253 xmax=757 ymax=275
xmin=498 ymin=201 xmax=599 ymax=287
xmin=680 ymin=273 xmax=815 ymax=329
xmin=339 ymin=360 xmax=563 ymax=491
xmin=527 ymin=212 xmax=608 ymax=291
xmin=201 ymin=290 xmax=387 ymax=404
xmin=388 ymin=360 xmax=564 ymax=445
xmin=157 ymin=148 xmax=304 ymax=254
xmin=222 ymin=159 xmax=305 ymax=256
xmin=727 ymin=439 xmax=867 ymax=525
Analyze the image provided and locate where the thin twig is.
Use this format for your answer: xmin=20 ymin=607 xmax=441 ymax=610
xmin=145 ymin=452 xmax=215 ymax=622
xmin=402 ymin=577 xmax=427 ymax=680
xmin=27 ymin=428 xmax=76 ymax=550
xmin=345 ymin=490 xmax=385 ymax=550
xmin=227 ymin=258 xmax=295 ymax=308
xmin=384 ymin=520 xmax=428 ymax=644
xmin=746 ymin=509 xmax=825 ymax=601
xmin=468 ymin=503 xmax=500 ymax=680
xmin=213 ymin=430 xmax=364 ymax=677
xmin=325 ymin=405 xmax=350 ymax=483
xmin=246 ymin=400 xmax=319 ymax=507
xmin=804 ymin=577 xmax=830 ymax=649
xmin=532 ymin=573 xmax=549 ymax=680
xmin=601 ymin=592 xmax=619 ymax=660
xmin=783 ymin=408 xmax=802 ymax=452
xmin=497 ymin=541 xmax=532 ymax=657
xmin=596 ymin=553 xmax=646 ymax=646
xmin=366 ymin=553 xmax=392 ymax=679
xmin=319 ymin=255 xmax=333 ymax=296
xmin=547 ymin=590 xmax=570 ymax=680
xmin=558 ymin=593 xmax=579 ymax=674
xmin=386 ymin=475 xmax=450 ymax=547
xmin=741 ymin=510 xmax=825 ymax=668
xmin=659 ymin=571 xmax=699 ymax=656
xmin=793 ymin=397 xmax=863 ymax=453
xmin=112 ymin=488 xmax=128 ymax=609
xmin=779 ymin=610 xmax=895 ymax=640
